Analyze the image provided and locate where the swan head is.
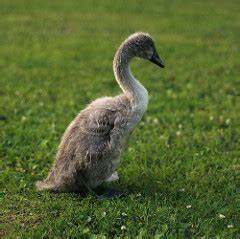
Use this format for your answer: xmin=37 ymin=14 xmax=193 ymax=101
xmin=125 ymin=32 xmax=165 ymax=68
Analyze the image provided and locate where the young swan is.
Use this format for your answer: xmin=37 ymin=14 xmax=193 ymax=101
xmin=36 ymin=32 xmax=164 ymax=195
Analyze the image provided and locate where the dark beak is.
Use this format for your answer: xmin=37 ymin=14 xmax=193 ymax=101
xmin=149 ymin=49 xmax=165 ymax=68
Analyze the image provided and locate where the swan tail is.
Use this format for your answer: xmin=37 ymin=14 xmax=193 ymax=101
xmin=36 ymin=169 xmax=59 ymax=192
xmin=36 ymin=179 xmax=56 ymax=192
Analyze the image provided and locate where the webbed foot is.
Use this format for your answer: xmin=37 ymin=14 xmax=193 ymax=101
xmin=97 ymin=188 xmax=125 ymax=201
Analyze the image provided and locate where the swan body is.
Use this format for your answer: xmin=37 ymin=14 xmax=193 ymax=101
xmin=36 ymin=32 xmax=164 ymax=193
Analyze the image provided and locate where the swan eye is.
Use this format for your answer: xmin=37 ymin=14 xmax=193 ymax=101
xmin=146 ymin=49 xmax=153 ymax=59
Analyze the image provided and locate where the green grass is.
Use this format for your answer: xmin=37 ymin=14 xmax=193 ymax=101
xmin=0 ymin=0 xmax=240 ymax=237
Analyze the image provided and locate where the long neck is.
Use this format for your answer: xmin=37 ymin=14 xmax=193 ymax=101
xmin=113 ymin=45 xmax=148 ymax=108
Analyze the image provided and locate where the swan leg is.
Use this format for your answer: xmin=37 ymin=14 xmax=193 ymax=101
xmin=105 ymin=171 xmax=119 ymax=183
xmin=94 ymin=172 xmax=125 ymax=200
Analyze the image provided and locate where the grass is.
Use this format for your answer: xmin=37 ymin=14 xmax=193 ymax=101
xmin=0 ymin=0 xmax=240 ymax=237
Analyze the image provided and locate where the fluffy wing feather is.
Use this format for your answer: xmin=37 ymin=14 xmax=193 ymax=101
xmin=55 ymin=96 xmax=130 ymax=172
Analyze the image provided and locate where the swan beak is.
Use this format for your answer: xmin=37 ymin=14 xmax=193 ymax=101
xmin=149 ymin=50 xmax=165 ymax=68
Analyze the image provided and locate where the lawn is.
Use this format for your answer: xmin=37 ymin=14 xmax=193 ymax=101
xmin=0 ymin=0 xmax=239 ymax=238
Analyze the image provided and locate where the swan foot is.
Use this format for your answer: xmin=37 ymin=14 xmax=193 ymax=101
xmin=105 ymin=171 xmax=119 ymax=183
xmin=97 ymin=188 xmax=125 ymax=201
